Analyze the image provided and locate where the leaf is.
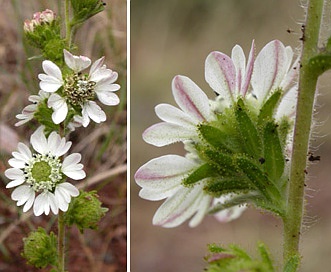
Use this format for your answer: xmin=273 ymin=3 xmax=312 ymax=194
xmin=183 ymin=163 xmax=217 ymax=186
xmin=204 ymin=177 xmax=252 ymax=197
xmin=198 ymin=124 xmax=235 ymax=153
xmin=263 ymin=121 xmax=285 ymax=182
xmin=235 ymin=99 xmax=262 ymax=159
xmin=203 ymin=149 xmax=237 ymax=177
xmin=209 ymin=192 xmax=262 ymax=214
xmin=205 ymin=243 xmax=277 ymax=272
xmin=258 ymin=89 xmax=282 ymax=126
xmin=236 ymin=156 xmax=281 ymax=201
xmin=258 ymin=243 xmax=275 ymax=272
xmin=283 ymin=255 xmax=300 ymax=272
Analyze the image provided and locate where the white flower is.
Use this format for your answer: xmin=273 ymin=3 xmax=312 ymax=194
xmin=206 ymin=40 xmax=298 ymax=117
xmin=5 ymin=127 xmax=85 ymax=216
xmin=15 ymin=90 xmax=49 ymax=126
xmin=135 ymin=155 xmax=213 ymax=228
xmin=143 ymin=75 xmax=215 ymax=147
xmin=136 ymin=40 xmax=299 ymax=228
xmin=38 ymin=49 xmax=120 ymax=126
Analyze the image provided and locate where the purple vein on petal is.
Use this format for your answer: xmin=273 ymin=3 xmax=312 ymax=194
xmin=241 ymin=40 xmax=255 ymax=97
xmin=172 ymin=76 xmax=208 ymax=122
xmin=205 ymin=52 xmax=236 ymax=102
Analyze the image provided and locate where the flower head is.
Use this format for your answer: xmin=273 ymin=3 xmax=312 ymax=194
xmin=136 ymin=40 xmax=299 ymax=228
xmin=5 ymin=127 xmax=86 ymax=216
xmin=38 ymin=49 xmax=120 ymax=126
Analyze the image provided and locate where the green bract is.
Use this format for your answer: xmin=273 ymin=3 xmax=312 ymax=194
xmin=22 ymin=227 xmax=58 ymax=269
xmin=185 ymin=94 xmax=291 ymax=218
xmin=205 ymin=243 xmax=275 ymax=272
xmin=64 ymin=190 xmax=108 ymax=232
xmin=70 ymin=0 xmax=105 ymax=26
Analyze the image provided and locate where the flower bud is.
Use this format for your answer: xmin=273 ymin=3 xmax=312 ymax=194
xmin=23 ymin=19 xmax=35 ymax=32
xmin=23 ymin=9 xmax=56 ymax=33
xmin=21 ymin=227 xmax=58 ymax=269
xmin=64 ymin=190 xmax=108 ymax=233
xmin=40 ymin=9 xmax=56 ymax=23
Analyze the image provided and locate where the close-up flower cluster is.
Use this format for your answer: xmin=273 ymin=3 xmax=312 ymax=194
xmin=135 ymin=40 xmax=298 ymax=228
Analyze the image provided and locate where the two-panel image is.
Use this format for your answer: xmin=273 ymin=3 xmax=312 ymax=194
xmin=1 ymin=0 xmax=331 ymax=271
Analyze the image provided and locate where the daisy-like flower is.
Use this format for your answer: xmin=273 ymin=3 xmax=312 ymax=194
xmin=5 ymin=127 xmax=86 ymax=216
xmin=136 ymin=40 xmax=299 ymax=228
xmin=38 ymin=49 xmax=120 ymax=126
xmin=15 ymin=90 xmax=49 ymax=126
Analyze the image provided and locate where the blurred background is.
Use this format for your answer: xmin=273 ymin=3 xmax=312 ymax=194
xmin=131 ymin=0 xmax=331 ymax=271
xmin=0 ymin=0 xmax=126 ymax=271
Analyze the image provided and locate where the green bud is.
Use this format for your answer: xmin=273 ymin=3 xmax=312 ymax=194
xmin=64 ymin=190 xmax=108 ymax=233
xmin=21 ymin=227 xmax=58 ymax=269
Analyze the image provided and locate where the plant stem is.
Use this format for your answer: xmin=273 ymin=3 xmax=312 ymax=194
xmin=65 ymin=0 xmax=71 ymax=47
xmin=283 ymin=0 xmax=324 ymax=265
xmin=58 ymin=211 xmax=66 ymax=272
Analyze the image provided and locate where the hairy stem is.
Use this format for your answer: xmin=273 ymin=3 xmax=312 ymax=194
xmin=283 ymin=0 xmax=324 ymax=265
xmin=65 ymin=0 xmax=71 ymax=47
xmin=57 ymin=211 xmax=66 ymax=272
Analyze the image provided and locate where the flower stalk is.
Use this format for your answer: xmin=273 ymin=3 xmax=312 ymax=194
xmin=283 ymin=0 xmax=324 ymax=264
xmin=64 ymin=0 xmax=71 ymax=47
xmin=58 ymin=211 xmax=66 ymax=272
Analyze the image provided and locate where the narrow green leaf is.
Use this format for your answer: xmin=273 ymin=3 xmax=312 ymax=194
xmin=258 ymin=243 xmax=275 ymax=272
xmin=236 ymin=156 xmax=281 ymax=201
xmin=203 ymin=149 xmax=237 ymax=177
xmin=309 ymin=54 xmax=331 ymax=77
xmin=204 ymin=177 xmax=252 ymax=197
xmin=283 ymin=255 xmax=300 ymax=272
xmin=183 ymin=163 xmax=217 ymax=186
xmin=198 ymin=124 xmax=234 ymax=153
xmin=258 ymin=89 xmax=282 ymax=126
xmin=235 ymin=99 xmax=262 ymax=159
xmin=263 ymin=122 xmax=285 ymax=182
xmin=277 ymin=117 xmax=291 ymax=148
xmin=209 ymin=191 xmax=262 ymax=214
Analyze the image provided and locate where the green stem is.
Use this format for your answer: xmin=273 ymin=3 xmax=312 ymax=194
xmin=58 ymin=211 xmax=66 ymax=272
xmin=65 ymin=0 xmax=71 ymax=47
xmin=283 ymin=0 xmax=324 ymax=265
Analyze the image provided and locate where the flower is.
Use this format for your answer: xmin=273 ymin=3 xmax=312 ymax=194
xmin=136 ymin=40 xmax=299 ymax=228
xmin=5 ymin=127 xmax=86 ymax=216
xmin=24 ymin=9 xmax=56 ymax=32
xmin=38 ymin=49 xmax=120 ymax=126
xmin=15 ymin=90 xmax=49 ymax=126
